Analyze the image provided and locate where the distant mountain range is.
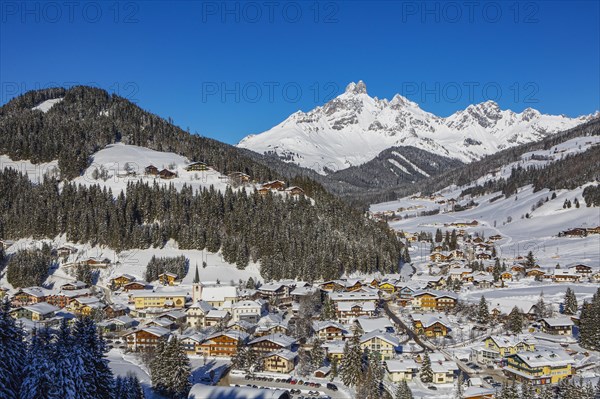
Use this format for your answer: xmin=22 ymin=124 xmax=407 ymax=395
xmin=238 ymin=81 xmax=597 ymax=174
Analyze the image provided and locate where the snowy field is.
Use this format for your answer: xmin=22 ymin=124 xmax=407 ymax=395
xmin=0 ymin=237 xmax=262 ymax=292
xmin=74 ymin=143 xmax=256 ymax=195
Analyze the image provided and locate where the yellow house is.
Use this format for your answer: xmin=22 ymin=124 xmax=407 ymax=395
xmin=360 ymin=331 xmax=400 ymax=360
xmin=412 ymin=315 xmax=451 ymax=338
xmin=483 ymin=335 xmax=536 ymax=357
xmin=505 ymin=349 xmax=573 ymax=384
xmin=412 ymin=292 xmax=438 ymax=310
xmin=70 ymin=296 xmax=104 ymax=316
xmin=262 ymin=349 xmax=297 ymax=373
xmin=158 ymin=272 xmax=178 ymax=286
xmin=378 ymin=282 xmax=396 ymax=294
xmin=131 ymin=291 xmax=187 ymax=309
xmin=110 ymin=274 xmax=136 ymax=289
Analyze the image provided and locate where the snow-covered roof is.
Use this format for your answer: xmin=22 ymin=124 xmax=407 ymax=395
xmin=22 ymin=302 xmax=59 ymax=315
xmin=202 ymin=286 xmax=238 ymax=302
xmin=233 ymin=300 xmax=263 ymax=310
xmin=385 ymin=359 xmax=419 ymax=372
xmin=265 ymin=349 xmax=297 ymax=361
xmin=511 ymin=349 xmax=574 ymax=368
xmin=337 ymin=301 xmax=376 ymax=312
xmin=249 ymin=333 xmax=296 ymax=348
xmin=330 ymin=291 xmax=378 ymax=302
xmin=412 ymin=314 xmax=451 ymax=328
xmin=431 ymin=360 xmax=458 ymax=374
xmin=205 ymin=330 xmax=249 ymax=342
xmin=360 ymin=330 xmax=400 ymax=347
xmin=356 ymin=316 xmax=393 ymax=333
xmin=312 ymin=320 xmax=345 ymax=332
xmin=205 ymin=309 xmax=229 ymax=319
xmin=541 ymin=317 xmax=574 ymax=327
xmin=188 ymin=300 xmax=214 ymax=313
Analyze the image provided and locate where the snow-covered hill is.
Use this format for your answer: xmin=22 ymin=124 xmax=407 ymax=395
xmin=238 ymin=81 xmax=596 ymax=174
xmin=0 ymin=143 xmax=257 ymax=195
xmin=371 ymin=136 xmax=600 ymax=269
xmin=73 ymin=143 xmax=240 ymax=194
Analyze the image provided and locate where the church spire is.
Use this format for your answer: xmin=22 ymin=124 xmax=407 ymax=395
xmin=193 ymin=263 xmax=200 ymax=284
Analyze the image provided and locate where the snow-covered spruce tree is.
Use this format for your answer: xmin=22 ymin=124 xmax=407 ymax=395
xmin=340 ymin=330 xmax=363 ymax=388
xmin=320 ymin=297 xmax=337 ymax=321
xmin=114 ymin=373 xmax=145 ymax=399
xmin=520 ymin=381 xmax=535 ymax=399
xmin=231 ymin=340 xmax=249 ymax=371
xmin=0 ymin=299 xmax=26 ymax=399
xmin=395 ymin=380 xmax=413 ymax=399
xmin=537 ymin=384 xmax=555 ymax=399
xmin=310 ymin=338 xmax=325 ymax=370
xmin=358 ymin=350 xmax=384 ymax=399
xmin=506 ymin=306 xmax=523 ymax=334
xmin=72 ymin=317 xmax=114 ymax=399
xmin=20 ymin=329 xmax=60 ymax=399
xmin=52 ymin=319 xmax=89 ymax=399
xmin=150 ymin=338 xmax=191 ymax=399
xmin=563 ymin=287 xmax=578 ymax=315
xmin=477 ymin=296 xmax=490 ymax=325
xmin=420 ymin=352 xmax=433 ymax=384
xmin=525 ymin=251 xmax=536 ymax=269
xmin=579 ymin=288 xmax=600 ymax=351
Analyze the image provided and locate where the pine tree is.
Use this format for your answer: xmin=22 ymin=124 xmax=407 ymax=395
xmin=564 ymin=287 xmax=578 ymax=315
xmin=579 ymin=288 xmax=600 ymax=350
xmin=310 ymin=339 xmax=325 ymax=370
xmin=507 ymin=306 xmax=523 ymax=334
xmin=420 ymin=352 xmax=433 ymax=384
xmin=20 ymin=329 xmax=60 ymax=399
xmin=151 ymin=338 xmax=191 ymax=399
xmin=340 ymin=330 xmax=363 ymax=387
xmin=358 ymin=350 xmax=383 ymax=399
xmin=0 ymin=299 xmax=26 ymax=399
xmin=535 ymin=294 xmax=551 ymax=319
xmin=72 ymin=317 xmax=114 ymax=399
xmin=520 ymin=381 xmax=535 ymax=399
xmin=330 ymin=357 xmax=338 ymax=382
xmin=537 ymin=384 xmax=554 ymax=399
xmin=53 ymin=319 xmax=88 ymax=399
xmin=320 ymin=297 xmax=336 ymax=321
xmin=525 ymin=251 xmax=536 ymax=269
xmin=435 ymin=228 xmax=443 ymax=243
xmin=477 ymin=296 xmax=490 ymax=325
xmin=395 ymin=380 xmax=413 ymax=399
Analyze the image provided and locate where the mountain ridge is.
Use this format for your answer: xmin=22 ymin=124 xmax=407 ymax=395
xmin=238 ymin=81 xmax=597 ymax=174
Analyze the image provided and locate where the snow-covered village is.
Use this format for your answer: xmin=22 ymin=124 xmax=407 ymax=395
xmin=1 ymin=2 xmax=600 ymax=399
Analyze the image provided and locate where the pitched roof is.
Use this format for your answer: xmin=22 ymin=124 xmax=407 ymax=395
xmin=249 ymin=333 xmax=296 ymax=347
xmin=360 ymin=330 xmax=400 ymax=347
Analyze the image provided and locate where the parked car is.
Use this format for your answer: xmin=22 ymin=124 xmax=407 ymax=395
xmin=326 ymin=383 xmax=338 ymax=391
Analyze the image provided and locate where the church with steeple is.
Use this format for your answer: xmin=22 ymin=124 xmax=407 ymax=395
xmin=192 ymin=263 xmax=203 ymax=303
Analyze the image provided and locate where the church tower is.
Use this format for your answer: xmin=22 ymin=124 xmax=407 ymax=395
xmin=192 ymin=264 xmax=203 ymax=303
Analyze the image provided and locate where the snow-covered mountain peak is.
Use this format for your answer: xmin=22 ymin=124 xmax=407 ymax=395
xmin=237 ymin=81 xmax=595 ymax=174
xmin=344 ymin=80 xmax=368 ymax=95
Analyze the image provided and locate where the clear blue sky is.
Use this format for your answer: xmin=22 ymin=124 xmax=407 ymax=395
xmin=1 ymin=1 xmax=598 ymax=144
